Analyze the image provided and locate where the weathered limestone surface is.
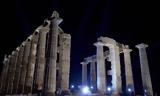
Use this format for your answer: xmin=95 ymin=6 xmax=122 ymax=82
xmin=94 ymin=42 xmax=106 ymax=94
xmin=46 ymin=11 xmax=63 ymax=95
xmin=25 ymin=32 xmax=39 ymax=93
xmin=35 ymin=21 xmax=50 ymax=91
xmin=12 ymin=43 xmax=25 ymax=94
xmin=123 ymin=45 xmax=134 ymax=93
xmin=59 ymin=33 xmax=71 ymax=92
xmin=18 ymin=38 xmax=31 ymax=94
xmin=136 ymin=43 xmax=153 ymax=96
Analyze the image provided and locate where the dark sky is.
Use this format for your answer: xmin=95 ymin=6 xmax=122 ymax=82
xmin=0 ymin=0 xmax=159 ymax=94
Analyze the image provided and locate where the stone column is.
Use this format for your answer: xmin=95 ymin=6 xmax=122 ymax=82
xmin=0 ymin=55 xmax=8 ymax=94
xmin=90 ymin=61 xmax=97 ymax=90
xmin=12 ymin=43 xmax=25 ymax=94
xmin=136 ymin=43 xmax=153 ymax=96
xmin=59 ymin=33 xmax=71 ymax=93
xmin=25 ymin=32 xmax=39 ymax=93
xmin=18 ymin=37 xmax=31 ymax=94
xmin=9 ymin=48 xmax=19 ymax=94
xmin=94 ymin=42 xmax=106 ymax=94
xmin=6 ymin=50 xmax=19 ymax=94
xmin=122 ymin=45 xmax=134 ymax=94
xmin=109 ymin=45 xmax=122 ymax=95
xmin=46 ymin=11 xmax=63 ymax=95
xmin=35 ymin=21 xmax=50 ymax=92
xmin=81 ymin=62 xmax=88 ymax=86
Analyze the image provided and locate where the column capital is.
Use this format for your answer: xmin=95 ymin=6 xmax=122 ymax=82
xmin=122 ymin=45 xmax=132 ymax=53
xmin=50 ymin=11 xmax=63 ymax=25
xmin=80 ymin=62 xmax=88 ymax=65
xmin=94 ymin=41 xmax=104 ymax=47
xmin=136 ymin=43 xmax=148 ymax=49
xmin=60 ymin=33 xmax=71 ymax=39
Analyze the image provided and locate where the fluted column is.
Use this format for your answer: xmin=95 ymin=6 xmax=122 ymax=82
xmin=59 ymin=33 xmax=71 ymax=92
xmin=81 ymin=62 xmax=88 ymax=86
xmin=18 ymin=37 xmax=31 ymax=94
xmin=46 ymin=11 xmax=63 ymax=95
xmin=136 ymin=43 xmax=153 ymax=96
xmin=35 ymin=22 xmax=50 ymax=92
xmin=109 ymin=45 xmax=122 ymax=95
xmin=90 ymin=61 xmax=97 ymax=90
xmin=122 ymin=45 xmax=134 ymax=94
xmin=25 ymin=32 xmax=39 ymax=93
xmin=0 ymin=55 xmax=8 ymax=94
xmin=94 ymin=42 xmax=106 ymax=94
xmin=12 ymin=43 xmax=25 ymax=94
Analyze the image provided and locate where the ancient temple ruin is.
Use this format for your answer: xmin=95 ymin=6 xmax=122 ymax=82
xmin=0 ymin=11 xmax=71 ymax=96
xmin=81 ymin=37 xmax=153 ymax=96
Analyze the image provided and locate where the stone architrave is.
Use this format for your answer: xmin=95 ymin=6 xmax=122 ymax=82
xmin=12 ymin=43 xmax=25 ymax=94
xmin=18 ymin=37 xmax=31 ymax=94
xmin=59 ymin=33 xmax=71 ymax=92
xmin=35 ymin=21 xmax=50 ymax=92
xmin=81 ymin=62 xmax=88 ymax=86
xmin=136 ymin=43 xmax=153 ymax=96
xmin=94 ymin=42 xmax=106 ymax=94
xmin=46 ymin=11 xmax=63 ymax=95
xmin=25 ymin=32 xmax=39 ymax=93
xmin=90 ymin=61 xmax=97 ymax=89
xmin=123 ymin=45 xmax=134 ymax=93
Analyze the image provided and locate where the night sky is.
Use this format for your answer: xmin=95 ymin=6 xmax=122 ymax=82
xmin=0 ymin=0 xmax=159 ymax=95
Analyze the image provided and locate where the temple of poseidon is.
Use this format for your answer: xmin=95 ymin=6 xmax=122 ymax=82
xmin=0 ymin=11 xmax=153 ymax=96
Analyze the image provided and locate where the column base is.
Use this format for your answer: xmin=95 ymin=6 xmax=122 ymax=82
xmin=61 ymin=89 xmax=71 ymax=96
xmin=46 ymin=92 xmax=55 ymax=96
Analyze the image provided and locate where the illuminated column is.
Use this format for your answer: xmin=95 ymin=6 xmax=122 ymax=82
xmin=81 ymin=62 xmax=88 ymax=86
xmin=35 ymin=21 xmax=50 ymax=92
xmin=12 ymin=43 xmax=25 ymax=94
xmin=109 ymin=45 xmax=122 ymax=95
xmin=18 ymin=37 xmax=31 ymax=94
xmin=0 ymin=55 xmax=8 ymax=94
xmin=94 ymin=42 xmax=106 ymax=95
xmin=59 ymin=33 xmax=71 ymax=93
xmin=136 ymin=43 xmax=153 ymax=96
xmin=25 ymin=32 xmax=39 ymax=93
xmin=90 ymin=61 xmax=97 ymax=89
xmin=46 ymin=11 xmax=63 ymax=95
xmin=122 ymin=45 xmax=134 ymax=94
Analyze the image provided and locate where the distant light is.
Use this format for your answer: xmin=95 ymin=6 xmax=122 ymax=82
xmin=71 ymin=85 xmax=74 ymax=89
xmin=107 ymin=87 xmax=111 ymax=91
xmin=90 ymin=86 xmax=94 ymax=89
xmin=128 ymin=88 xmax=131 ymax=92
xmin=144 ymin=89 xmax=147 ymax=93
xmin=81 ymin=86 xmax=90 ymax=94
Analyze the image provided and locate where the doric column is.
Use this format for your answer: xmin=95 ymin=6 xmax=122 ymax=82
xmin=59 ymin=33 xmax=71 ymax=92
xmin=18 ymin=37 xmax=31 ymax=94
xmin=136 ymin=43 xmax=153 ymax=96
xmin=81 ymin=62 xmax=88 ymax=86
xmin=122 ymin=45 xmax=134 ymax=94
xmin=6 ymin=50 xmax=19 ymax=94
xmin=94 ymin=42 xmax=106 ymax=94
xmin=25 ymin=32 xmax=39 ymax=93
xmin=35 ymin=21 xmax=50 ymax=92
xmin=109 ymin=45 xmax=122 ymax=95
xmin=0 ymin=55 xmax=8 ymax=94
xmin=12 ymin=43 xmax=25 ymax=94
xmin=90 ymin=61 xmax=97 ymax=90
xmin=46 ymin=11 xmax=63 ymax=95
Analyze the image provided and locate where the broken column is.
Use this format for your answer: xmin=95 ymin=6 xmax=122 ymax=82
xmin=136 ymin=43 xmax=153 ymax=96
xmin=46 ymin=11 xmax=63 ymax=95
xmin=35 ymin=21 xmax=50 ymax=92
xmin=122 ymin=45 xmax=134 ymax=94
xmin=59 ymin=33 xmax=71 ymax=93
xmin=12 ymin=43 xmax=25 ymax=94
xmin=94 ymin=41 xmax=106 ymax=95
xmin=18 ymin=36 xmax=32 ymax=94
xmin=81 ymin=62 xmax=88 ymax=86
xmin=25 ymin=31 xmax=39 ymax=93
